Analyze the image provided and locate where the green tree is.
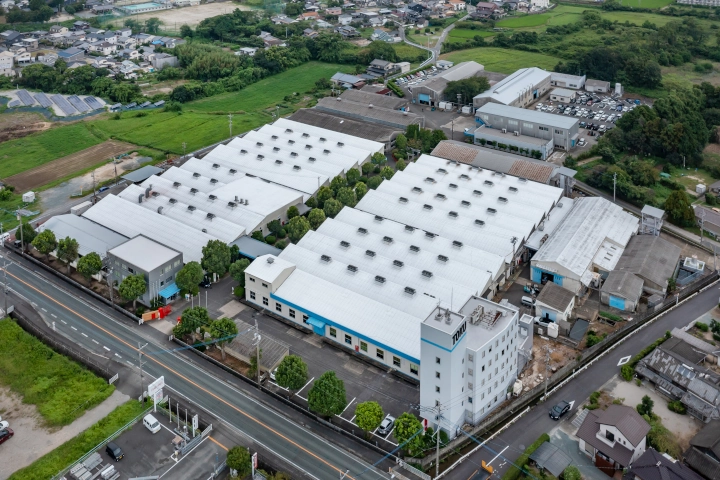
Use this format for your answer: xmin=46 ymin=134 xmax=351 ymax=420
xmin=267 ymin=219 xmax=283 ymax=236
xmin=251 ymin=230 xmax=265 ymax=242
xmin=396 ymin=159 xmax=407 ymax=171
xmin=209 ymin=317 xmax=238 ymax=360
xmin=275 ymin=354 xmax=309 ymax=394
xmin=173 ymin=306 xmax=210 ymax=337
xmin=367 ymin=176 xmax=383 ymax=190
xmin=637 ymin=395 xmax=654 ymax=416
xmin=229 ymin=258 xmax=251 ymax=286
xmin=323 ymin=198 xmax=343 ymax=218
xmin=305 ymin=197 xmax=318 ymax=209
xmin=201 ymin=239 xmax=231 ymax=277
xmin=395 ymin=134 xmax=407 ymax=151
xmin=330 ymin=175 xmax=347 ymax=195
xmin=56 ymin=236 xmax=79 ymax=274
xmin=355 ymin=401 xmax=384 ymax=437
xmin=664 ymin=191 xmax=695 ymax=227
xmin=308 ymin=208 xmax=326 ymax=229
xmin=444 ymin=76 xmax=490 ymax=103
xmin=336 ymin=187 xmax=357 ymax=207
xmin=145 ymin=17 xmax=162 ymax=34
xmin=316 ymin=185 xmax=334 ymax=208
xmin=287 ymin=216 xmax=311 ymax=243
xmin=355 ymin=182 xmax=368 ymax=201
xmin=77 ymin=252 xmax=102 ymax=283
xmin=118 ymin=274 xmax=147 ymax=309
xmin=226 ymin=446 xmax=252 ymax=478
xmin=176 ymin=261 xmax=204 ymax=296
xmin=379 ymin=166 xmax=394 ymax=180
xmin=32 ymin=229 xmax=57 ymax=261
xmin=180 ymin=24 xmax=193 ymax=38
xmin=308 ymin=371 xmax=347 ymax=417
xmin=346 ymin=168 xmax=361 ymax=186
xmin=362 ymin=162 xmax=374 ymax=176
xmin=287 ymin=205 xmax=299 ymax=219
xmin=394 ymin=412 xmax=424 ymax=456
xmin=18 ymin=221 xmax=36 ymax=252
xmin=563 ymin=466 xmax=581 ymax=480
xmin=371 ymin=152 xmax=387 ymax=167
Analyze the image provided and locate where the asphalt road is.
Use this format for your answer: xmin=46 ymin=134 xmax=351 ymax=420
xmin=0 ymin=250 xmax=392 ymax=480
xmin=449 ymin=279 xmax=720 ymax=480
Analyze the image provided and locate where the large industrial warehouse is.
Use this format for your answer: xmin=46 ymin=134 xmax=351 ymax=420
xmin=244 ymin=154 xmax=562 ymax=435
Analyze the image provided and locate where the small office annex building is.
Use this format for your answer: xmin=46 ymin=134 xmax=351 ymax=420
xmin=244 ymin=154 xmax=563 ymax=435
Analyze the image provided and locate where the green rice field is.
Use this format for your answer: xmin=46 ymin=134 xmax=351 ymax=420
xmin=441 ymin=47 xmax=562 ymax=73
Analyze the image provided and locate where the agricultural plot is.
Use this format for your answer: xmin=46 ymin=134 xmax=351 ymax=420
xmin=441 ymin=47 xmax=562 ymax=73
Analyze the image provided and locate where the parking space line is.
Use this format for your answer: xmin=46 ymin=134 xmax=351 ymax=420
xmin=158 ymin=436 xmax=209 ymax=479
xmin=208 ymin=436 xmax=228 ymax=451
xmin=341 ymin=397 xmax=356 ymax=414
xmin=350 ymin=415 xmax=356 ymax=422
xmin=488 ymin=445 xmax=509 ymax=466
xmin=297 ymin=376 xmax=314 ymax=394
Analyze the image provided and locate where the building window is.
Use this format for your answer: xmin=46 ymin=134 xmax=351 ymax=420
xmin=393 ymin=356 xmax=401 ymax=367
xmin=262 ymin=283 xmax=268 ymax=288
xmin=468 ymin=368 xmax=474 ymax=376
xmin=360 ymin=341 xmax=368 ymax=352
xmin=436 ymin=371 xmax=440 ymax=378
xmin=275 ymin=302 xmax=282 ymax=313
xmin=302 ymin=314 xmax=309 ymax=324
xmin=482 ymin=392 xmax=485 ymax=400
xmin=345 ymin=334 xmax=352 ymax=345
xmin=468 ymin=354 xmax=474 ymax=362
xmin=262 ymin=297 xmax=268 ymax=306
xmin=507 ymin=119 xmax=518 ymax=126
xmin=469 ymin=382 xmax=473 ymax=390
xmin=554 ymin=129 xmax=564 ymax=135
xmin=160 ymin=280 xmax=164 ymax=286
xmin=606 ymin=431 xmax=614 ymax=442
xmin=435 ymin=386 xmax=440 ymax=393
xmin=436 ymin=357 xmax=441 ymax=364
xmin=377 ymin=348 xmax=384 ymax=360
xmin=482 ymin=351 xmax=485 ymax=358
xmin=539 ymin=126 xmax=549 ymax=132
xmin=128 ymin=267 xmax=134 ymax=274
xmin=523 ymin=122 xmax=533 ymax=130
xmin=166 ymin=276 xmax=172 ymax=283
xmin=329 ymin=327 xmax=337 ymax=337
xmin=250 ymin=277 xmax=255 ymax=282
xmin=250 ymin=291 xmax=256 ymax=300
xmin=482 ymin=365 xmax=485 ymax=372
xmin=410 ymin=364 xmax=418 ymax=375
xmin=289 ymin=309 xmax=296 ymax=318
xmin=468 ymin=396 xmax=473 ymax=403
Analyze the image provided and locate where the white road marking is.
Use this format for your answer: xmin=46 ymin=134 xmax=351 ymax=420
xmin=70 ymin=326 xmax=77 ymax=331
xmin=127 ymin=360 xmax=134 ymax=366
xmin=41 ymin=307 xmax=47 ymax=312
xmin=568 ymin=400 xmax=575 ymax=410
xmin=31 ymin=302 xmax=37 ymax=307
xmin=81 ymin=333 xmax=88 ymax=338
xmin=60 ymin=320 xmax=67 ymax=324
xmin=341 ymin=397 xmax=356 ymax=414
xmin=115 ymin=353 xmax=122 ymax=359
xmin=103 ymin=346 xmax=111 ymax=351
xmin=50 ymin=313 xmax=57 ymax=318
xmin=92 ymin=339 xmax=99 ymax=344
xmin=617 ymin=355 xmax=631 ymax=366
xmin=488 ymin=445 xmax=509 ymax=466
xmin=297 ymin=377 xmax=314 ymax=394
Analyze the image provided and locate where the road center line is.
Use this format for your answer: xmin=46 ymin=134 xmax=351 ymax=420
xmin=70 ymin=326 xmax=77 ymax=331
xmin=92 ymin=339 xmax=99 ymax=344
xmin=81 ymin=333 xmax=88 ymax=337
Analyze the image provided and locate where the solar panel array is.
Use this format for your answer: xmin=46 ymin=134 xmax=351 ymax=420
xmin=51 ymin=94 xmax=77 ymax=115
xmin=7 ymin=100 xmax=20 ymax=108
xmin=34 ymin=92 xmax=53 ymax=108
xmin=16 ymin=90 xmax=36 ymax=106
xmin=67 ymin=95 xmax=90 ymax=113
xmin=84 ymin=96 xmax=103 ymax=110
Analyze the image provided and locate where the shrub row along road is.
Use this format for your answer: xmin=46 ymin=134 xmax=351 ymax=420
xmin=449 ymin=279 xmax=720 ymax=479
xmin=0 ymin=250 xmax=391 ymax=480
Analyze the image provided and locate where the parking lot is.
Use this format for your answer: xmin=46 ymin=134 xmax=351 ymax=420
xmin=84 ymin=412 xmax=227 ymax=480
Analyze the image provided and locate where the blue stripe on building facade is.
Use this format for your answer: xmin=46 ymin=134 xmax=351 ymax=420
xmin=420 ymin=333 xmax=467 ymax=353
xmin=270 ymin=293 xmax=420 ymax=365
xmin=531 ymin=266 xmax=563 ymax=287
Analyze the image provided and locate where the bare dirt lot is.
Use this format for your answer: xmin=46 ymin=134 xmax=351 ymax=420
xmin=109 ymin=2 xmax=251 ymax=29
xmin=0 ymin=112 xmax=51 ymax=143
xmin=5 ymin=140 xmax=136 ymax=191
xmin=0 ymin=386 xmax=129 ymax=480
xmin=520 ymin=336 xmax=578 ymax=392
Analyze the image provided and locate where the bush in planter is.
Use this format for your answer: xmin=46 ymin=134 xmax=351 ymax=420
xmin=488 ymin=140 xmax=496 ymax=147
xmin=509 ymin=145 xmax=518 ymax=152
xmin=277 ymin=228 xmax=286 ymax=239
xmin=265 ymin=235 xmax=276 ymax=244
xmin=497 ymin=143 xmax=507 ymax=150
xmin=234 ymin=286 xmax=244 ymax=297
xmin=478 ymin=138 xmax=487 ymax=145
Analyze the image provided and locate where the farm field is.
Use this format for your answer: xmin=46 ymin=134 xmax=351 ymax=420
xmin=495 ymin=5 xmax=680 ymax=30
xmin=106 ymin=2 xmax=251 ymax=30
xmin=448 ymin=29 xmax=496 ymax=39
xmin=441 ymin=47 xmax=561 ymax=73
xmin=0 ymin=123 xmax=107 ymax=179
xmin=5 ymin=140 xmax=135 ymax=192
xmin=617 ymin=0 xmax=675 ymax=8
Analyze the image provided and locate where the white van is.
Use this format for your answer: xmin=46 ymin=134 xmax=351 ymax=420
xmin=143 ymin=414 xmax=161 ymax=434
xmin=0 ymin=232 xmax=10 ymax=245
xmin=521 ymin=296 xmax=535 ymax=308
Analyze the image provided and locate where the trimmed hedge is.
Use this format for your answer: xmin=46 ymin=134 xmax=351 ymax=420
xmin=599 ymin=311 xmax=624 ymax=323
xmin=501 ymin=433 xmax=550 ymax=480
xmin=621 ymin=332 xmax=671 ymax=381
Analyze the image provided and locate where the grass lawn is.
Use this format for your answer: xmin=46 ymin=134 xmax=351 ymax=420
xmin=0 ymin=123 xmax=107 ymax=178
xmin=441 ymin=47 xmax=562 ymax=73
xmin=661 ymin=62 xmax=720 ymax=87
xmin=496 ymin=12 xmax=559 ymax=28
xmin=393 ymin=42 xmax=430 ymax=61
xmin=409 ymin=33 xmax=440 ymax=47
xmin=9 ymin=401 xmax=147 ymax=480
xmin=617 ymin=0 xmax=675 ymax=8
xmin=448 ymin=29 xmax=496 ymax=39
xmin=0 ymin=319 xmax=115 ymax=427
xmin=670 ymin=167 xmax=717 ymax=190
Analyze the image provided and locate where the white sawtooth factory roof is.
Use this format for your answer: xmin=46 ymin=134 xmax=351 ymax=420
xmin=158 ymin=166 xmax=226 ymax=194
xmin=333 ymin=208 xmax=505 ymax=278
xmin=141 ymin=175 xmax=267 ymax=233
xmin=82 ymin=194 xmax=216 ymax=264
xmin=533 ymin=197 xmax=639 ymax=278
xmin=271 ymin=117 xmax=384 ymax=154
xmin=118 ymin=185 xmax=246 ymax=243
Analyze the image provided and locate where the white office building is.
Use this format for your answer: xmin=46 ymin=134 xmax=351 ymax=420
xmin=243 ymin=154 xmax=559 ymax=436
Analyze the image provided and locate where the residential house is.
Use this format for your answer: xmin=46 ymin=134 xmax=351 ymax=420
xmin=624 ymin=448 xmax=704 ymax=480
xmin=338 ymin=13 xmax=353 ymax=24
xmin=91 ymin=41 xmax=117 ymax=56
xmin=534 ymin=282 xmax=575 ymax=323
xmin=447 ymin=0 xmax=466 ymax=9
xmin=114 ymin=28 xmax=133 ymax=38
xmin=36 ymin=52 xmax=57 ymax=66
xmin=72 ymin=20 xmax=90 ymax=30
xmin=299 ymin=11 xmax=319 ymax=20
xmin=92 ymin=4 xmax=115 ymax=13
xmin=330 ymin=72 xmax=366 ymax=89
xmin=371 ymin=29 xmax=394 ymax=42
xmin=684 ymin=421 xmax=720 ymax=480
xmin=576 ymin=405 xmax=650 ymax=474
xmin=0 ymin=31 xmax=21 ymax=47
xmin=121 ymin=49 xmax=141 ymax=60
xmin=49 ymin=25 xmax=68 ymax=34
xmin=0 ymin=51 xmax=15 ymax=76
xmin=14 ymin=51 xmax=31 ymax=64
xmin=133 ymin=33 xmax=154 ymax=45
xmin=303 ymin=28 xmax=319 ymax=38
xmin=635 ymin=338 xmax=720 ymax=423
xmin=174 ymin=0 xmax=200 ymax=6
xmin=0 ymin=0 xmax=15 ymax=9
xmin=335 ymin=25 xmax=360 ymax=37
xmin=235 ymin=47 xmax=258 ymax=56
xmin=367 ymin=58 xmax=398 ymax=77
xmin=471 ymin=1 xmax=503 ymax=18
xmin=326 ymin=6 xmax=342 ymax=14
xmin=271 ymin=14 xmax=297 ymax=25
xmin=21 ymin=37 xmax=38 ymax=50
xmin=58 ymin=46 xmax=85 ymax=62
xmin=150 ymin=52 xmax=178 ymax=70
xmin=67 ymin=61 xmax=87 ymax=69
xmin=9 ymin=44 xmax=26 ymax=54
xmin=407 ymin=2 xmax=424 ymax=12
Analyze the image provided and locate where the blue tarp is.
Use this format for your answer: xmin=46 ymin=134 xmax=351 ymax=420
xmin=159 ymin=282 xmax=180 ymax=299
xmin=306 ymin=317 xmax=326 ymax=335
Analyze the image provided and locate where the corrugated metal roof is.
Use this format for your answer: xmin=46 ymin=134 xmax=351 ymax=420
xmin=528 ymin=442 xmax=572 ymax=478
xmin=670 ymin=328 xmax=716 ymax=354
xmin=474 ymin=67 xmax=550 ymax=105
xmin=601 ymin=271 xmax=643 ymax=304
xmin=535 ymin=282 xmax=574 ymax=312
xmin=614 ymin=235 xmax=681 ymax=289
xmin=477 ymin=103 xmax=580 ymax=130
xmin=339 ymin=89 xmax=408 ymax=110
xmin=121 ymin=165 xmax=163 ymax=183
xmin=109 ymin=235 xmax=180 ymax=272
xmin=315 ymin=97 xmax=422 ymax=128
xmin=39 ymin=214 xmax=128 ymax=258
xmin=230 ymin=236 xmax=282 ymax=259
xmin=288 ymin=109 xmax=399 ymax=143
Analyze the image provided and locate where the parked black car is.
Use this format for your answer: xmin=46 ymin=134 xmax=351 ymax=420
xmin=549 ymin=401 xmax=571 ymax=420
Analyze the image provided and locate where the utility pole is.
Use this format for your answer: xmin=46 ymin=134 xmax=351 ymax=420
xmin=91 ymin=170 xmax=98 ymax=204
xmin=107 ymin=267 xmax=114 ymax=305
xmin=700 ymin=209 xmax=706 ymax=246
xmin=613 ymin=172 xmax=617 ymax=203
xmin=435 ymin=404 xmax=443 ymax=479
xmin=228 ymin=114 xmax=233 ymax=139
xmin=182 ymin=142 xmax=187 ymax=160
xmin=543 ymin=344 xmax=553 ymax=402
xmin=113 ymin=158 xmax=118 ymax=186
xmin=2 ymin=260 xmax=10 ymax=316
xmin=253 ymin=319 xmax=261 ymax=387
xmin=16 ymin=212 xmax=23 ymax=253
xmin=138 ymin=342 xmax=148 ymax=405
